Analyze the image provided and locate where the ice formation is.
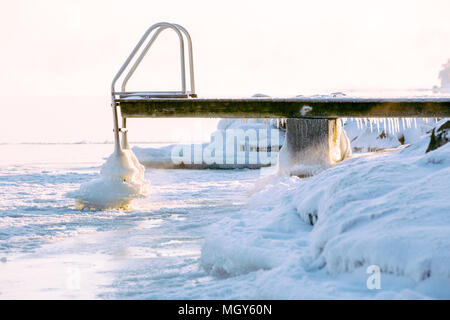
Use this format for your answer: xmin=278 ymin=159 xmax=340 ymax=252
xmin=201 ymin=120 xmax=450 ymax=297
xmin=67 ymin=149 xmax=149 ymax=210
xmin=344 ymin=117 xmax=435 ymax=153
xmin=278 ymin=118 xmax=351 ymax=176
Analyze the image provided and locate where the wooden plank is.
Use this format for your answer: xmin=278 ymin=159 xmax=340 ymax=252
xmin=118 ymin=97 xmax=450 ymax=118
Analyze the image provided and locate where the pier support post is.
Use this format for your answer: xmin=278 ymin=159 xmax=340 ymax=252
xmin=121 ymin=117 xmax=130 ymax=150
xmin=278 ymin=118 xmax=350 ymax=177
xmin=111 ymin=99 xmax=122 ymax=154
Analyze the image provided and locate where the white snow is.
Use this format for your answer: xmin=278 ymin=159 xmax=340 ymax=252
xmin=200 ymin=120 xmax=450 ymax=298
xmin=2 ymin=118 xmax=450 ymax=298
xmin=66 ymin=149 xmax=149 ymax=209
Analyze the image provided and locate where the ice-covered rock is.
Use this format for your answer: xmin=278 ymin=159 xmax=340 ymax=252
xmin=426 ymin=119 xmax=450 ymax=153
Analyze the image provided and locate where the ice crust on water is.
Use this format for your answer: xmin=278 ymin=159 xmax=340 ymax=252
xmin=201 ymin=121 xmax=450 ymax=297
xmin=67 ymin=149 xmax=149 ymax=209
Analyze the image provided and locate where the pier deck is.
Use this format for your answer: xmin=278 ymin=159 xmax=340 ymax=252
xmin=117 ymin=97 xmax=450 ymax=118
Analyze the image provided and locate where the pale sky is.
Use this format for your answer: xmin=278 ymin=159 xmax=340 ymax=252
xmin=1 ymin=0 xmax=449 ymax=143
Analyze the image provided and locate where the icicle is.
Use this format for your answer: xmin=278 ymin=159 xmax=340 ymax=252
xmin=369 ymin=118 xmax=373 ymax=132
xmin=388 ymin=118 xmax=393 ymax=135
xmin=376 ymin=118 xmax=380 ymax=133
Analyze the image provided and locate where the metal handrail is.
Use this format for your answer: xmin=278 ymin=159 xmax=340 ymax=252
xmin=110 ymin=22 xmax=196 ymax=154
xmin=111 ymin=22 xmax=188 ymax=96
xmin=173 ymin=24 xmax=195 ymax=94
xmin=120 ymin=24 xmax=195 ymax=95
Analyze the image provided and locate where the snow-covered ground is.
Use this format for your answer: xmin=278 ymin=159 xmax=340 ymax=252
xmin=201 ymin=120 xmax=450 ymax=298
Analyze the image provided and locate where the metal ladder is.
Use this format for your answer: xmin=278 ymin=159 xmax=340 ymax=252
xmin=110 ymin=22 xmax=196 ymax=152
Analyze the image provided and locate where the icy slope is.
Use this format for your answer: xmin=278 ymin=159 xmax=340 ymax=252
xmin=201 ymin=120 xmax=450 ymax=298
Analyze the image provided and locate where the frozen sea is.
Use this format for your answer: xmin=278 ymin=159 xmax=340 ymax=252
xmin=1 ymin=140 xmax=449 ymax=299
xmin=0 ymin=143 xmax=261 ymax=299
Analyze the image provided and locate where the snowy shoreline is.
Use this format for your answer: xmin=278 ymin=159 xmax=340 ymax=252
xmin=200 ymin=120 xmax=450 ymax=298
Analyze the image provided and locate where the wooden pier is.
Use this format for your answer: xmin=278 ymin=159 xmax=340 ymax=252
xmin=118 ymin=97 xmax=450 ymax=118
xmin=110 ymin=22 xmax=450 ymax=174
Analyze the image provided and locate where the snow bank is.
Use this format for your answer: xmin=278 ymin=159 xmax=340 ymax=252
xmin=201 ymin=174 xmax=305 ymax=276
xmin=67 ymin=149 xmax=149 ymax=209
xmin=296 ymin=134 xmax=450 ymax=282
xmin=201 ymin=120 xmax=450 ymax=297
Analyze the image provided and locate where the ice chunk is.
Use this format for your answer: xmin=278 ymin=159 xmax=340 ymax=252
xmin=67 ymin=149 xmax=149 ymax=210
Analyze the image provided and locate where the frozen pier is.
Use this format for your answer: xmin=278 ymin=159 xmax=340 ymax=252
xmin=110 ymin=22 xmax=450 ymax=175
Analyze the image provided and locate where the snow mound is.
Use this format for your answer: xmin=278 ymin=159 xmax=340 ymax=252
xmin=298 ymin=138 xmax=450 ymax=282
xmin=67 ymin=149 xmax=149 ymax=209
xmin=201 ymin=174 xmax=305 ymax=277
xmin=201 ymin=121 xmax=450 ymax=295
